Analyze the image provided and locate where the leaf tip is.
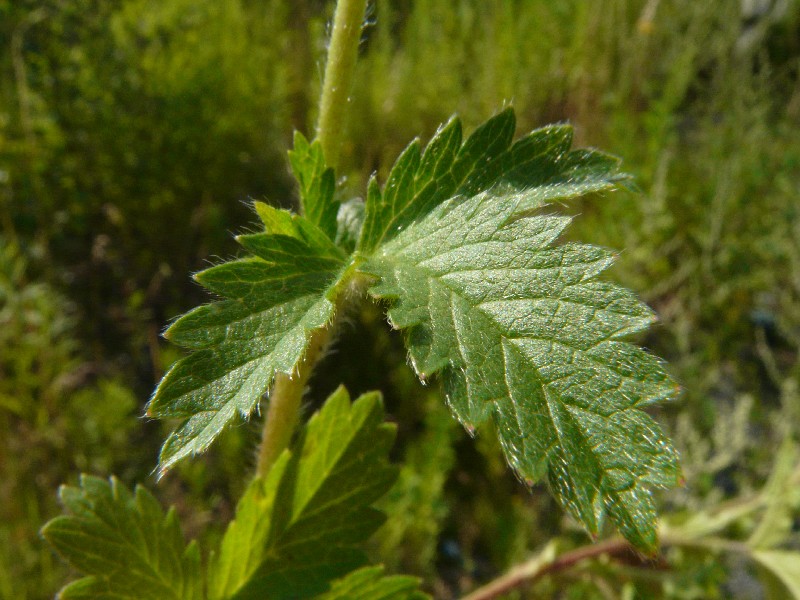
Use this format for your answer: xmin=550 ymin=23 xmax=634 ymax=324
xmin=153 ymin=457 xmax=174 ymax=482
xmin=292 ymin=129 xmax=309 ymax=147
xmin=637 ymin=535 xmax=661 ymax=558
xmin=499 ymin=104 xmax=515 ymax=117
xmin=161 ymin=323 xmax=176 ymax=342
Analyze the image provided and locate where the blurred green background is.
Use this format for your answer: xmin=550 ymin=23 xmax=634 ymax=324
xmin=2 ymin=0 xmax=799 ymax=597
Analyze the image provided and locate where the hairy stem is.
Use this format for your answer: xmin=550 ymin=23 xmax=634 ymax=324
xmin=254 ymin=0 xmax=367 ymax=478
xmin=255 ymin=328 xmax=332 ymax=476
xmin=255 ymin=272 xmax=370 ymax=477
xmin=256 ymin=0 xmax=367 ymax=477
xmin=315 ymin=0 xmax=368 ymax=169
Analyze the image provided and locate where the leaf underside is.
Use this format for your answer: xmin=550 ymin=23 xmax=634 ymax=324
xmin=208 ymin=387 xmax=399 ymax=599
xmin=41 ymin=476 xmax=201 ymax=599
xmin=360 ymin=108 xmax=680 ymax=550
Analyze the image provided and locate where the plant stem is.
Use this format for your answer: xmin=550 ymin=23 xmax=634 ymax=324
xmin=255 ymin=328 xmax=332 ymax=476
xmin=315 ymin=0 xmax=368 ymax=169
xmin=255 ymin=274 xmax=372 ymax=478
xmin=254 ymin=0 xmax=367 ymax=478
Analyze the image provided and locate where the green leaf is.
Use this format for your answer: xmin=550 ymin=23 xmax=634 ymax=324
xmin=289 ymin=131 xmax=339 ymax=240
xmin=752 ymin=550 xmax=800 ymax=599
xmin=147 ymin=209 xmax=348 ymax=472
xmin=314 ymin=566 xmax=429 ymax=600
xmin=662 ymin=497 xmax=760 ymax=542
xmin=749 ymin=437 xmax=800 ymax=549
xmin=41 ymin=476 xmax=201 ymax=599
xmin=360 ymin=111 xmax=679 ymax=551
xmin=208 ymin=386 xmax=399 ymax=599
xmin=357 ymin=108 xmax=624 ymax=254
xmin=252 ymin=201 xmax=345 ymax=260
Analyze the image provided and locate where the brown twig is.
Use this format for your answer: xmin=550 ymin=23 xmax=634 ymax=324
xmin=461 ymin=538 xmax=646 ymax=600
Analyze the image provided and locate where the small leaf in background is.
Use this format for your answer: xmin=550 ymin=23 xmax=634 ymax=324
xmin=748 ymin=437 xmax=800 ymax=550
xmin=41 ymin=476 xmax=201 ymax=599
xmin=753 ymin=550 xmax=800 ymax=600
xmin=147 ymin=210 xmax=347 ymax=473
xmin=361 ymin=110 xmax=680 ymax=551
xmin=289 ymin=131 xmax=339 ymax=241
xmin=315 ymin=566 xmax=429 ymax=600
xmin=208 ymin=386 xmax=399 ymax=599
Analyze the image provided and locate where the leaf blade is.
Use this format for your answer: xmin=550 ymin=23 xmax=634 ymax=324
xmin=360 ymin=112 xmax=678 ymax=550
xmin=749 ymin=437 xmax=800 ymax=549
xmin=314 ymin=566 xmax=429 ymax=600
xmin=147 ymin=213 xmax=347 ymax=472
xmin=357 ymin=109 xmax=624 ymax=254
xmin=289 ymin=131 xmax=339 ymax=240
xmin=208 ymin=386 xmax=399 ymax=599
xmin=41 ymin=476 xmax=201 ymax=600
xmin=753 ymin=550 xmax=800 ymax=599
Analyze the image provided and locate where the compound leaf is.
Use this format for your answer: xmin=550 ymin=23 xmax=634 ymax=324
xmin=208 ymin=386 xmax=399 ymax=599
xmin=361 ymin=111 xmax=680 ymax=551
xmin=147 ymin=210 xmax=348 ymax=473
xmin=41 ymin=476 xmax=201 ymax=599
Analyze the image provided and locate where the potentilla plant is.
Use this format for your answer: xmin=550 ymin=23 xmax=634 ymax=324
xmin=44 ymin=1 xmax=770 ymax=598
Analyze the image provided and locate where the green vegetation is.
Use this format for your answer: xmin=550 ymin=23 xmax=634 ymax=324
xmin=2 ymin=0 xmax=800 ymax=597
